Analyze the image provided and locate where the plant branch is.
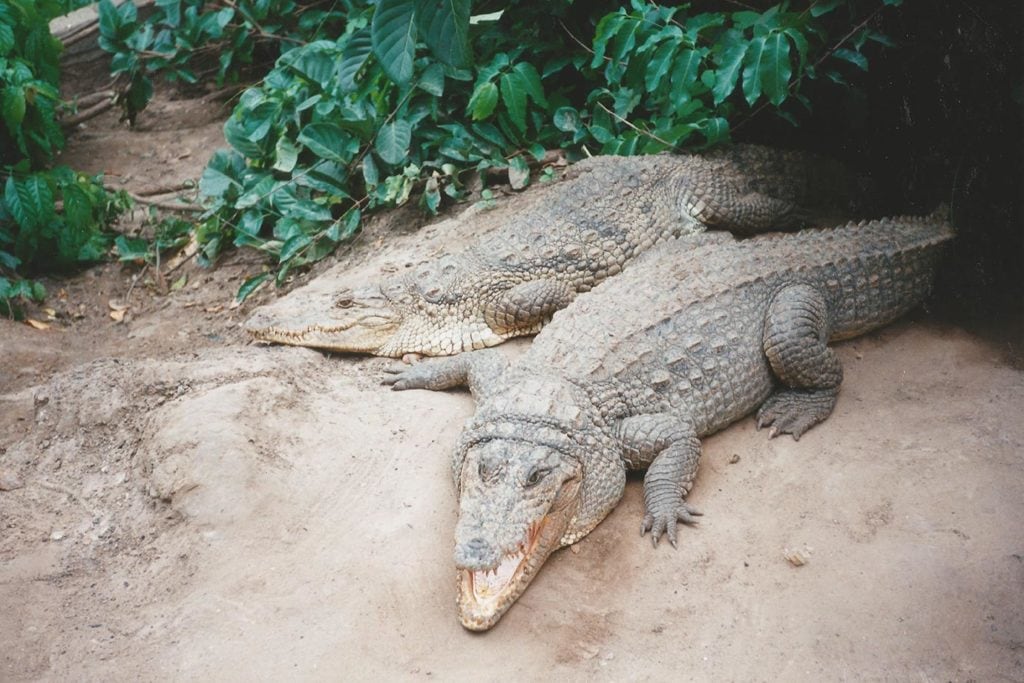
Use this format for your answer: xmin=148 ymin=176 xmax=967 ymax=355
xmin=596 ymin=102 xmax=675 ymax=149
xmin=733 ymin=5 xmax=886 ymax=132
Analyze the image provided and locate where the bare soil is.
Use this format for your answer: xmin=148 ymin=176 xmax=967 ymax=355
xmin=1 ymin=51 xmax=1023 ymax=683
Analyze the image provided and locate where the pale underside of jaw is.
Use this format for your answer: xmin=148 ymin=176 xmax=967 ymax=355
xmin=459 ymin=518 xmax=548 ymax=630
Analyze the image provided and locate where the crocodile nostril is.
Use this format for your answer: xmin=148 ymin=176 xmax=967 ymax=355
xmin=454 ymin=536 xmax=498 ymax=569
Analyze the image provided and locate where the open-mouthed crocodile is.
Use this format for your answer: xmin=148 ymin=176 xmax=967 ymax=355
xmin=382 ymin=210 xmax=953 ymax=629
xmin=247 ymin=145 xmax=872 ymax=357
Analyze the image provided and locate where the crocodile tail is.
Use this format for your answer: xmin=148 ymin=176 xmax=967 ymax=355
xmin=928 ymin=202 xmax=951 ymax=222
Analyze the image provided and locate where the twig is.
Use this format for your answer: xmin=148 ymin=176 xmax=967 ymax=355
xmin=58 ymin=21 xmax=100 ymax=49
xmin=130 ymin=181 xmax=196 ymax=198
xmin=106 ymin=186 xmax=203 ymax=211
xmin=125 ymin=262 xmax=149 ymax=305
xmin=163 ymin=248 xmax=199 ymax=277
xmin=217 ymin=0 xmax=305 ymax=45
xmin=61 ymin=99 xmax=115 ymax=128
xmin=596 ymin=102 xmax=675 ymax=149
xmin=74 ymin=90 xmax=115 ymax=110
xmin=54 ymin=16 xmax=98 ymax=43
xmin=126 ymin=195 xmax=204 ymax=212
xmin=560 ymin=20 xmax=599 ymax=58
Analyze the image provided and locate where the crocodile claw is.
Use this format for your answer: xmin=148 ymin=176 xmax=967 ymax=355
xmin=756 ymin=389 xmax=838 ymax=441
xmin=380 ymin=364 xmax=433 ymax=391
xmin=640 ymin=502 xmax=702 ymax=548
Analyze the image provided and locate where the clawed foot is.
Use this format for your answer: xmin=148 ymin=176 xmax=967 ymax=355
xmin=756 ymin=388 xmax=838 ymax=440
xmin=640 ymin=501 xmax=702 ymax=548
xmin=380 ymin=362 xmax=443 ymax=391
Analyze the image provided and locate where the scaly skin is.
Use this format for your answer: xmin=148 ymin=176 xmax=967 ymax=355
xmin=383 ymin=211 xmax=954 ymax=630
xmin=248 ymin=146 xmax=871 ymax=357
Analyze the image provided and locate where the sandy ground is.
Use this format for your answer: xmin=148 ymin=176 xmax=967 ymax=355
xmin=1 ymin=29 xmax=1023 ymax=683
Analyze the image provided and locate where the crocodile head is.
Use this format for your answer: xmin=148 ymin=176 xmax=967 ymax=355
xmin=246 ymin=278 xmax=509 ymax=357
xmin=452 ymin=430 xmax=584 ymax=631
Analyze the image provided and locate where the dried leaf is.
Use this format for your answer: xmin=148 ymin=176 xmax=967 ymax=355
xmin=108 ymin=299 xmax=129 ymax=312
xmin=109 ymin=309 xmax=126 ymax=322
xmin=25 ymin=319 xmax=50 ymax=330
xmin=170 ymin=274 xmax=188 ymax=291
xmin=43 ymin=307 xmax=57 ymax=320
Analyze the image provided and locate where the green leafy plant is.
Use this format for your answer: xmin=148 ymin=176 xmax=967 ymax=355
xmin=176 ymin=0 xmax=901 ymax=300
xmin=1 ymin=1 xmax=132 ymax=317
xmin=96 ymin=0 xmax=351 ymax=123
xmin=1 ymin=1 xmax=68 ymax=164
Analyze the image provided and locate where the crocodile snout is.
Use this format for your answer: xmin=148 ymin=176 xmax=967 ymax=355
xmin=454 ymin=536 xmax=500 ymax=570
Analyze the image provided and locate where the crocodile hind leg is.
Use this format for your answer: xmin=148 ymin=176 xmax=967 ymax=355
xmin=681 ymin=177 xmax=809 ymax=234
xmin=615 ymin=414 xmax=702 ymax=548
xmin=757 ymin=283 xmax=843 ymax=440
xmin=483 ymin=279 xmax=577 ymax=337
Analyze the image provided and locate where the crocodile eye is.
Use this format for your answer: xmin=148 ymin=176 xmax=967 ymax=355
xmin=525 ymin=467 xmax=550 ymax=488
xmin=335 ymin=292 xmax=354 ymax=308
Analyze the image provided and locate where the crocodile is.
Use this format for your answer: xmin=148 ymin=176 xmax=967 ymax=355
xmin=382 ymin=210 xmax=953 ymax=630
xmin=247 ymin=145 xmax=872 ymax=357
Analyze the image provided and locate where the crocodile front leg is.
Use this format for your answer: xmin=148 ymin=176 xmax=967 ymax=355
xmin=381 ymin=349 xmax=509 ymax=402
xmin=616 ymin=414 xmax=702 ymax=548
xmin=757 ymin=283 xmax=843 ymax=439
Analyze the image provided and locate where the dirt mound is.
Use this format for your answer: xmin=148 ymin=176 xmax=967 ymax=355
xmin=2 ymin=312 xmax=1023 ymax=680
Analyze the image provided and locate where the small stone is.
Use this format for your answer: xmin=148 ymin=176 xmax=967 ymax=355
xmin=0 ymin=470 xmax=24 ymax=491
xmin=50 ymin=530 xmax=65 ymax=542
xmin=728 ymin=454 xmax=741 ymax=464
xmin=784 ymin=546 xmax=812 ymax=567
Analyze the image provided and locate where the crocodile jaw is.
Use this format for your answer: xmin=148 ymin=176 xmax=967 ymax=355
xmin=248 ymin=312 xmax=402 ymax=355
xmin=456 ymin=516 xmax=556 ymax=631
xmin=454 ymin=480 xmax=581 ymax=631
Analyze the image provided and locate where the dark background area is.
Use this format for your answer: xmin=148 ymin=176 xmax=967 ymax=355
xmin=737 ymin=0 xmax=1023 ymax=334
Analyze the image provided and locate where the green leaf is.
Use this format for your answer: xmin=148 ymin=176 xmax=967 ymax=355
xmin=810 ymin=0 xmax=843 ymax=17
xmin=499 ymin=71 xmax=527 ymax=132
xmin=97 ymin=0 xmax=121 ymax=40
xmin=0 ymin=251 xmax=19 ymax=270
xmin=697 ymin=116 xmax=730 ymax=145
xmin=2 ymin=86 xmax=26 ymax=131
xmin=236 ymin=272 xmax=270 ymax=303
xmin=114 ymin=235 xmax=151 ymax=262
xmin=467 ymin=81 xmax=498 ymax=120
xmin=298 ymin=122 xmax=352 ymax=163
xmin=5 ymin=175 xmax=53 ymax=230
xmin=833 ymin=48 xmax=868 ymax=71
xmin=784 ymin=28 xmax=809 ymax=69
xmin=273 ymin=137 xmax=299 ymax=173
xmin=362 ymin=154 xmax=380 ymax=187
xmin=553 ymin=106 xmax=580 ymax=133
xmin=645 ymin=40 xmax=678 ymax=93
xmin=371 ymin=0 xmax=417 ymax=85
xmin=199 ymin=150 xmax=243 ymax=198
xmin=760 ymin=32 xmax=792 ymax=105
xmin=741 ymin=35 xmax=767 ymax=106
xmin=670 ymin=49 xmax=703 ymax=109
xmin=591 ymin=13 xmax=624 ymax=68
xmin=375 ymin=119 xmax=412 ymax=165
xmin=713 ymin=38 xmax=747 ymax=105
xmin=280 ymin=233 xmax=313 ymax=261
xmin=418 ymin=62 xmax=445 ymax=96
xmin=422 ymin=176 xmax=441 ymax=213
xmin=0 ymin=22 xmax=13 ymax=54
xmin=512 ymin=62 xmax=547 ymax=107
xmin=507 ymin=155 xmax=530 ymax=190
xmin=338 ymin=29 xmax=373 ymax=91
xmin=414 ymin=0 xmax=471 ymax=68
